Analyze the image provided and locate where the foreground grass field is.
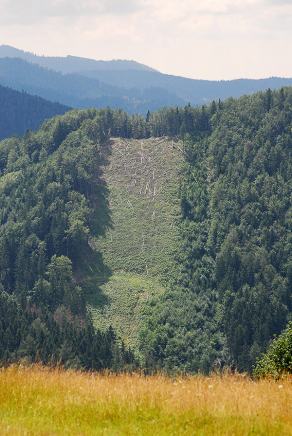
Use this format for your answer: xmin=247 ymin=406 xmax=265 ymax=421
xmin=0 ymin=366 xmax=291 ymax=435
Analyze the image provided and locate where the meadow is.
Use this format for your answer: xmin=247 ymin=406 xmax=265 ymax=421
xmin=0 ymin=366 xmax=291 ymax=435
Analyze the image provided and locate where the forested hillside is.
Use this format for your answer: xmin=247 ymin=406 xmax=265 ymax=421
xmin=0 ymin=84 xmax=69 ymax=139
xmin=141 ymin=88 xmax=292 ymax=372
xmin=0 ymin=88 xmax=291 ymax=372
xmin=0 ymin=110 xmax=137 ymax=369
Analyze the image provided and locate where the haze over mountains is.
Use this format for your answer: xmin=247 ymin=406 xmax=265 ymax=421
xmin=1 ymin=45 xmax=292 ymax=117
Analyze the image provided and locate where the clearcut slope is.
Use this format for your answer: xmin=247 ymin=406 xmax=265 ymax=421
xmin=87 ymin=137 xmax=182 ymax=347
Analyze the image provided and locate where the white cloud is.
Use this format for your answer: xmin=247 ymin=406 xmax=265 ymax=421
xmin=0 ymin=0 xmax=291 ymax=79
xmin=0 ymin=0 xmax=147 ymax=24
xmin=265 ymin=0 xmax=292 ymax=4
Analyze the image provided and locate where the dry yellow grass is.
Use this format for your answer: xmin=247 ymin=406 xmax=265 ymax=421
xmin=0 ymin=366 xmax=291 ymax=435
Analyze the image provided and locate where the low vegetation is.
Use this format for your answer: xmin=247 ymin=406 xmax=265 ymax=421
xmin=88 ymin=137 xmax=182 ymax=346
xmin=0 ymin=366 xmax=291 ymax=435
xmin=87 ymin=273 xmax=165 ymax=349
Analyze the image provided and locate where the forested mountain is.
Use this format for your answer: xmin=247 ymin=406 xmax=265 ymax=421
xmin=0 ymin=84 xmax=69 ymax=139
xmin=0 ymin=88 xmax=291 ymax=372
xmin=1 ymin=46 xmax=292 ymax=114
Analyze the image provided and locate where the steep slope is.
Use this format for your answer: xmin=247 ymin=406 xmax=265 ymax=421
xmin=0 ymin=84 xmax=69 ymax=139
xmin=87 ymin=137 xmax=183 ymax=348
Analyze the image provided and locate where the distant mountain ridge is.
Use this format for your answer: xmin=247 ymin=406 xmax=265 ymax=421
xmin=0 ymin=45 xmax=292 ymax=114
xmin=0 ymin=45 xmax=157 ymax=73
xmin=79 ymin=69 xmax=292 ymax=103
xmin=0 ymin=57 xmax=184 ymax=113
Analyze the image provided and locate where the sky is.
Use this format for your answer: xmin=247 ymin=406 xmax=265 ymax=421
xmin=0 ymin=0 xmax=291 ymax=79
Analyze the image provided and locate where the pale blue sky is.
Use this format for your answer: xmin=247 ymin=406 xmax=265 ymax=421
xmin=0 ymin=0 xmax=291 ymax=79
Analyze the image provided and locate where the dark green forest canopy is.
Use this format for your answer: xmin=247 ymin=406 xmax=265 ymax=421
xmin=0 ymin=109 xmax=138 ymax=369
xmin=0 ymin=87 xmax=291 ymax=372
xmin=141 ymin=88 xmax=292 ymax=373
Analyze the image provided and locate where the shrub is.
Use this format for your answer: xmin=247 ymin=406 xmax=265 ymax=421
xmin=253 ymin=322 xmax=292 ymax=378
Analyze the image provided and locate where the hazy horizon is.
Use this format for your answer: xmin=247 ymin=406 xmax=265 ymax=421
xmin=0 ymin=0 xmax=292 ymax=80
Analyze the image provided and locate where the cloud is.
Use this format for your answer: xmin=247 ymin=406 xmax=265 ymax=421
xmin=1 ymin=0 xmax=291 ymax=26
xmin=0 ymin=0 xmax=291 ymax=79
xmin=0 ymin=0 xmax=146 ymax=24
xmin=265 ymin=0 xmax=292 ymax=4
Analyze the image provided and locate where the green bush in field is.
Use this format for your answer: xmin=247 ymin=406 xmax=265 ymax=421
xmin=254 ymin=322 xmax=292 ymax=378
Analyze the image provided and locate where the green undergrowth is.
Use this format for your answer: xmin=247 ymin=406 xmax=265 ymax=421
xmin=87 ymin=273 xmax=165 ymax=349
xmin=86 ymin=137 xmax=182 ymax=348
xmin=94 ymin=137 xmax=182 ymax=276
